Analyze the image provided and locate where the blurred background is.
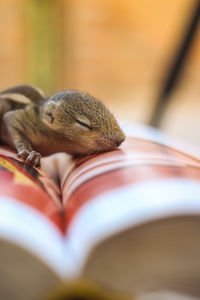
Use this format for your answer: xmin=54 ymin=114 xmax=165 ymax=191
xmin=0 ymin=0 xmax=199 ymax=146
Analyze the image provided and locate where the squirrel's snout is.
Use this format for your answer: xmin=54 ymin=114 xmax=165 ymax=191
xmin=115 ymin=133 xmax=125 ymax=147
xmin=115 ymin=138 xmax=123 ymax=147
xmin=111 ymin=130 xmax=125 ymax=149
xmin=109 ymin=135 xmax=125 ymax=150
xmin=97 ymin=132 xmax=125 ymax=151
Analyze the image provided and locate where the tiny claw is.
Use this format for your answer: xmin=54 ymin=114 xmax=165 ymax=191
xmin=26 ymin=151 xmax=41 ymax=168
xmin=17 ymin=150 xmax=30 ymax=160
xmin=34 ymin=156 xmax=41 ymax=168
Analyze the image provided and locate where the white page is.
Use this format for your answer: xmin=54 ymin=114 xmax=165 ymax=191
xmin=66 ymin=178 xmax=200 ymax=274
xmin=0 ymin=196 xmax=77 ymax=278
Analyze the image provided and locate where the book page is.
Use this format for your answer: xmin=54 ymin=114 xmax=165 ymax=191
xmin=0 ymin=146 xmax=76 ymax=278
xmin=61 ymin=133 xmax=200 ymax=281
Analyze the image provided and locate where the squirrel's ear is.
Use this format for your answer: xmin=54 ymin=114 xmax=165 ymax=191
xmin=42 ymin=101 xmax=59 ymax=126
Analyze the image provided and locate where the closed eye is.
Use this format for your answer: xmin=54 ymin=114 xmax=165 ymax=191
xmin=76 ymin=119 xmax=92 ymax=130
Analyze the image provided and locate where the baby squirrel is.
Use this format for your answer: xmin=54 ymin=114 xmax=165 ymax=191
xmin=0 ymin=85 xmax=125 ymax=167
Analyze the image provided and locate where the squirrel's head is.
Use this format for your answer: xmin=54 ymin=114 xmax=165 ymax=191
xmin=42 ymin=90 xmax=125 ymax=155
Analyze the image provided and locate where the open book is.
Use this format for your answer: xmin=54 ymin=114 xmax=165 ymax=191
xmin=1 ymin=124 xmax=200 ymax=300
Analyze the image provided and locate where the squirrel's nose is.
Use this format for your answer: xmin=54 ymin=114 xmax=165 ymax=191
xmin=115 ymin=139 xmax=122 ymax=147
xmin=97 ymin=132 xmax=125 ymax=151
xmin=115 ymin=133 xmax=125 ymax=147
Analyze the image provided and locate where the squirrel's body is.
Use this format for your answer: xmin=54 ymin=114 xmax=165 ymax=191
xmin=1 ymin=104 xmax=53 ymax=156
xmin=0 ymin=85 xmax=125 ymax=167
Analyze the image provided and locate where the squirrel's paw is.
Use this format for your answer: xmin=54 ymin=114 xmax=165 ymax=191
xmin=26 ymin=151 xmax=41 ymax=167
xmin=17 ymin=150 xmax=41 ymax=167
xmin=17 ymin=150 xmax=30 ymax=160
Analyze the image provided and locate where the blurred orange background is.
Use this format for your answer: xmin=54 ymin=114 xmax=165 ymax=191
xmin=0 ymin=0 xmax=199 ymax=145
